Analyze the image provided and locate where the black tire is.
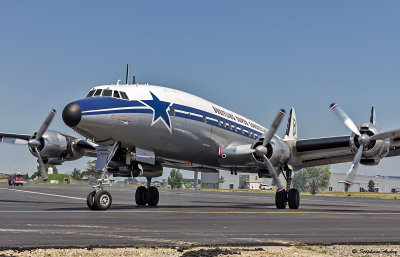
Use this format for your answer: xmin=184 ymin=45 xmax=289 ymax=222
xmin=145 ymin=186 xmax=159 ymax=206
xmin=288 ymin=188 xmax=300 ymax=209
xmin=87 ymin=191 xmax=97 ymax=210
xmin=93 ymin=190 xmax=112 ymax=210
xmin=135 ymin=186 xmax=147 ymax=206
xmin=8 ymin=181 xmax=12 ymax=186
xmin=21 ymin=183 xmax=23 ymax=187
xmin=275 ymin=189 xmax=287 ymax=209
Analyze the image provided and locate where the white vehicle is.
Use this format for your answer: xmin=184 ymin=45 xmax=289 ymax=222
xmin=260 ymin=184 xmax=272 ymax=190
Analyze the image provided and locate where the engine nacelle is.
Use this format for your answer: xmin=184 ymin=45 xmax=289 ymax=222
xmin=28 ymin=130 xmax=85 ymax=164
xmin=350 ymin=123 xmax=390 ymax=164
xmin=251 ymin=136 xmax=291 ymax=170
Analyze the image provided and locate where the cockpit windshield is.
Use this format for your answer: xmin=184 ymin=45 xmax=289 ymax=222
xmin=86 ymin=89 xmax=95 ymax=97
xmin=86 ymin=88 xmax=129 ymax=100
xmin=102 ymin=89 xmax=112 ymax=97
xmin=120 ymin=91 xmax=129 ymax=100
xmin=93 ymin=89 xmax=102 ymax=96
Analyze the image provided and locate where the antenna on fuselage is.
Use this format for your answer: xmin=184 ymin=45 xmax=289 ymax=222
xmin=125 ymin=64 xmax=129 ymax=85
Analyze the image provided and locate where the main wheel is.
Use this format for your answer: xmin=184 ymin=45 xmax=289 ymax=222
xmin=288 ymin=188 xmax=300 ymax=209
xmin=275 ymin=189 xmax=287 ymax=209
xmin=87 ymin=191 xmax=97 ymax=210
xmin=145 ymin=186 xmax=159 ymax=206
xmin=135 ymin=186 xmax=147 ymax=206
xmin=93 ymin=190 xmax=112 ymax=210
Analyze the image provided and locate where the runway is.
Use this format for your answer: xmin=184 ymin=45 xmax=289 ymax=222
xmin=1 ymin=184 xmax=400 ymax=248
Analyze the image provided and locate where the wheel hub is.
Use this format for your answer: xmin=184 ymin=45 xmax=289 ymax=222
xmin=100 ymin=195 xmax=110 ymax=207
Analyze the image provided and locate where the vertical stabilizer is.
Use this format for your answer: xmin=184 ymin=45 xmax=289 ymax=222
xmin=284 ymin=108 xmax=297 ymax=140
xmin=370 ymin=105 xmax=376 ymax=126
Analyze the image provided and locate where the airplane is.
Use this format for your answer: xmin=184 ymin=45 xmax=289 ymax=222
xmin=2 ymin=66 xmax=400 ymax=210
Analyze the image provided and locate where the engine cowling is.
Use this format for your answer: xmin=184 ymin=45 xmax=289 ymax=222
xmin=350 ymin=123 xmax=390 ymax=165
xmin=250 ymin=136 xmax=291 ymax=170
xmin=28 ymin=130 xmax=85 ymax=164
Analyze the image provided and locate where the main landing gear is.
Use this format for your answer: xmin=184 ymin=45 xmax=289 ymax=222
xmin=135 ymin=177 xmax=159 ymax=207
xmin=275 ymin=169 xmax=300 ymax=209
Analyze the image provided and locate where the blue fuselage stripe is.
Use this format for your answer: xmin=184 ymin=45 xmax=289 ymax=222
xmin=77 ymin=97 xmax=262 ymax=139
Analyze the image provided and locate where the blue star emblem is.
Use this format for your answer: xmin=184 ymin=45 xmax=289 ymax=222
xmin=141 ymin=92 xmax=173 ymax=132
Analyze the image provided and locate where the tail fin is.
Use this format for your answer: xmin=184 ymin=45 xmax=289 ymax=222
xmin=284 ymin=108 xmax=297 ymax=141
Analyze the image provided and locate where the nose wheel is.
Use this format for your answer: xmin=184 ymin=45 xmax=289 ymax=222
xmin=87 ymin=190 xmax=112 ymax=210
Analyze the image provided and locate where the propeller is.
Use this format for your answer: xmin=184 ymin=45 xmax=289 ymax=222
xmin=27 ymin=109 xmax=56 ymax=181
xmin=330 ymin=103 xmax=400 ymax=187
xmin=254 ymin=109 xmax=286 ymax=190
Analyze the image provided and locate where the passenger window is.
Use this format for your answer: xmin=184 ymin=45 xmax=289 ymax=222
xmin=113 ymin=91 xmax=121 ymax=98
xmin=120 ymin=91 xmax=129 ymax=100
xmin=102 ymin=89 xmax=112 ymax=97
xmin=94 ymin=89 xmax=102 ymax=96
xmin=86 ymin=90 xmax=95 ymax=97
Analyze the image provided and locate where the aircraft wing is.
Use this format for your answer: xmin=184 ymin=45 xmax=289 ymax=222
xmin=0 ymin=131 xmax=97 ymax=158
xmin=0 ymin=133 xmax=31 ymax=145
xmin=293 ymin=135 xmax=400 ymax=169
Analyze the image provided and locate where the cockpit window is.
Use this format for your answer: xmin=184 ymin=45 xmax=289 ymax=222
xmin=102 ymin=89 xmax=112 ymax=97
xmin=94 ymin=89 xmax=102 ymax=96
xmin=120 ymin=91 xmax=129 ymax=100
xmin=113 ymin=90 xmax=121 ymax=98
xmin=86 ymin=90 xmax=95 ymax=97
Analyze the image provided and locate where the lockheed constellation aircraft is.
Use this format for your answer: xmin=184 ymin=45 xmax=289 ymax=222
xmin=2 ymin=67 xmax=400 ymax=210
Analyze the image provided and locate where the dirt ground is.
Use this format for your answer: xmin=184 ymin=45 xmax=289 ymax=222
xmin=0 ymin=245 xmax=399 ymax=257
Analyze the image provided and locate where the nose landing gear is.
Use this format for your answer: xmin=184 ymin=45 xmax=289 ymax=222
xmin=87 ymin=190 xmax=113 ymax=210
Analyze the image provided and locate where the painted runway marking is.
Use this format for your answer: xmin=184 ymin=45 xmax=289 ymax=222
xmin=0 ymin=210 xmax=399 ymax=215
xmin=0 ymin=188 xmax=85 ymax=201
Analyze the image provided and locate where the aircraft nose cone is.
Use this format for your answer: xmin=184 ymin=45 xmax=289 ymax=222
xmin=62 ymin=102 xmax=81 ymax=127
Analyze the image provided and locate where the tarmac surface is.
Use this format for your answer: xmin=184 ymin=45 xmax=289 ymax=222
xmin=1 ymin=184 xmax=400 ymax=248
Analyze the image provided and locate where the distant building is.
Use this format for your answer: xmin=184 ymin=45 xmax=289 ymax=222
xmin=201 ymin=172 xmax=219 ymax=189
xmin=202 ymin=170 xmax=281 ymax=190
xmin=329 ymin=173 xmax=400 ymax=193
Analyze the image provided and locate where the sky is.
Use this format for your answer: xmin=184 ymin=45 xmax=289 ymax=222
xmin=0 ymin=1 xmax=400 ymax=178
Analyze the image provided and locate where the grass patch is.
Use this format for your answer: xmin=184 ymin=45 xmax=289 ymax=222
xmin=296 ymin=245 xmax=328 ymax=254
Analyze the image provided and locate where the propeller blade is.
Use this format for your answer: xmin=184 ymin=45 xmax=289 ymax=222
xmin=344 ymin=145 xmax=363 ymax=186
xmin=33 ymin=147 xmax=47 ymax=180
xmin=262 ymin=155 xmax=283 ymax=189
xmin=330 ymin=103 xmax=361 ymax=136
xmin=35 ymin=109 xmax=56 ymax=140
xmin=262 ymin=109 xmax=286 ymax=147
xmin=370 ymin=129 xmax=400 ymax=141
